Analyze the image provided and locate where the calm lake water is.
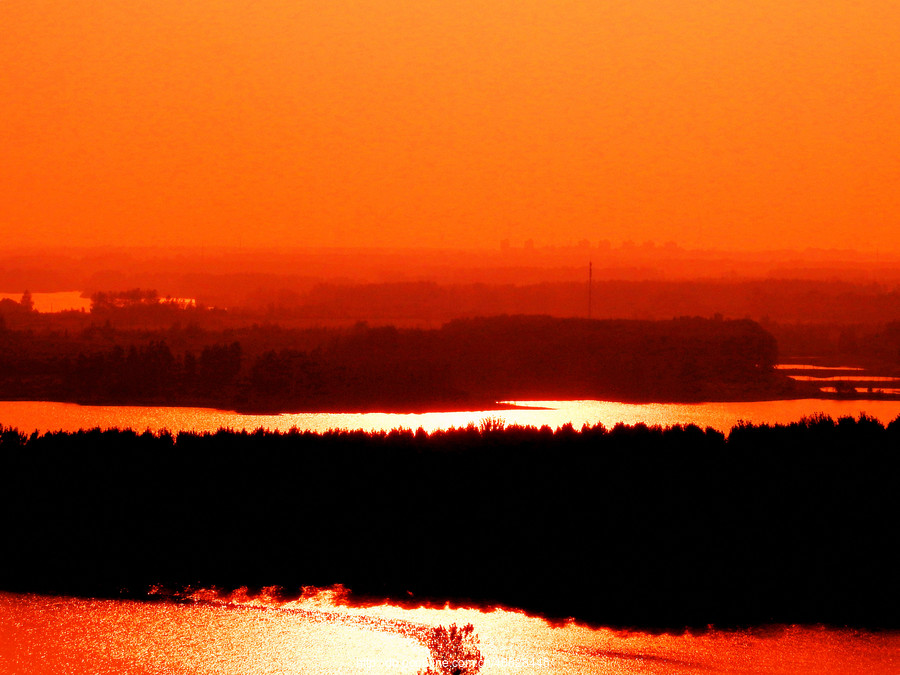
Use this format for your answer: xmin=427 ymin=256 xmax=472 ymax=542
xmin=0 ymin=290 xmax=91 ymax=313
xmin=2 ymin=589 xmax=898 ymax=675
xmin=2 ymin=398 xmax=900 ymax=435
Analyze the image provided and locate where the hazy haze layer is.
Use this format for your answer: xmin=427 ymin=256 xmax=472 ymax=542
xmin=3 ymin=1 xmax=899 ymax=250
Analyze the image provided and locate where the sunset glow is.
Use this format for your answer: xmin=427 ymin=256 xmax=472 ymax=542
xmin=3 ymin=2 xmax=900 ymax=671
xmin=3 ymin=1 xmax=900 ymax=251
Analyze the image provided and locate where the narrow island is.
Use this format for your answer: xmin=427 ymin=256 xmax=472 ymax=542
xmin=0 ymin=312 xmax=807 ymax=412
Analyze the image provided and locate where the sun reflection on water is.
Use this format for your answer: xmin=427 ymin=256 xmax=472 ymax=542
xmin=3 ymin=589 xmax=898 ymax=675
xmin=3 ymin=399 xmax=900 ymax=436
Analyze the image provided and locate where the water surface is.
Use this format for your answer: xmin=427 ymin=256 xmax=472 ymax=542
xmin=1 ymin=591 xmax=897 ymax=674
xmin=0 ymin=291 xmax=90 ymax=313
xmin=2 ymin=399 xmax=900 ymax=436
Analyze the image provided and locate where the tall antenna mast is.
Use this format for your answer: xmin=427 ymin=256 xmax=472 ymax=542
xmin=588 ymin=260 xmax=592 ymax=319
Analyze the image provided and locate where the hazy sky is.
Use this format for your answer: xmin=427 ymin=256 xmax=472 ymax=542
xmin=2 ymin=1 xmax=899 ymax=251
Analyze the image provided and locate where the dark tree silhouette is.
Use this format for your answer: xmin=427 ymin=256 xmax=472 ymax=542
xmin=20 ymin=290 xmax=34 ymax=312
xmin=1 ymin=416 xmax=898 ymax=630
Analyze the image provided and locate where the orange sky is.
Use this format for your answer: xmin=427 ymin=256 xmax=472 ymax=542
xmin=2 ymin=1 xmax=899 ymax=252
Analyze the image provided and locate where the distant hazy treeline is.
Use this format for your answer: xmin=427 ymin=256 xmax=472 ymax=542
xmin=0 ymin=315 xmax=789 ymax=410
xmin=1 ymin=414 xmax=897 ymax=630
xmin=6 ymin=276 xmax=900 ymax=327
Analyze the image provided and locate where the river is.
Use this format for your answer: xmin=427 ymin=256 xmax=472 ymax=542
xmin=2 ymin=589 xmax=898 ymax=674
xmin=2 ymin=398 xmax=900 ymax=436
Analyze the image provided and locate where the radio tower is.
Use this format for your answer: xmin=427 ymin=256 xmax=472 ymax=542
xmin=588 ymin=261 xmax=592 ymax=319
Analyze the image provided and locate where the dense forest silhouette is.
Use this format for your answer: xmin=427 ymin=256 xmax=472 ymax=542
xmin=0 ymin=315 xmax=791 ymax=411
xmin=1 ymin=416 xmax=897 ymax=630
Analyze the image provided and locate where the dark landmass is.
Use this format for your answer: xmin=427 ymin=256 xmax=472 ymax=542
xmin=0 ymin=314 xmax=798 ymax=412
xmin=5 ymin=266 xmax=900 ymax=410
xmin=2 ymin=416 xmax=898 ymax=631
xmin=5 ymin=267 xmax=900 ymax=383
